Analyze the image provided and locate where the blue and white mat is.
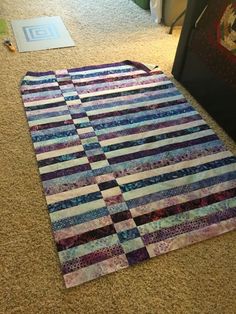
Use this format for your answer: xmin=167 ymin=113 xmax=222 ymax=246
xmin=11 ymin=16 xmax=75 ymax=52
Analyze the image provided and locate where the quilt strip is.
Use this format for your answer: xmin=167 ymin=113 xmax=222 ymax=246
xmin=21 ymin=61 xmax=236 ymax=288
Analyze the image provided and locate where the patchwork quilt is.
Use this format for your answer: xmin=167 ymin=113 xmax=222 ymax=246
xmin=21 ymin=61 xmax=236 ymax=288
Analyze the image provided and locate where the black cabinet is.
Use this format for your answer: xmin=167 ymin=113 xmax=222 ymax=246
xmin=172 ymin=0 xmax=236 ymax=141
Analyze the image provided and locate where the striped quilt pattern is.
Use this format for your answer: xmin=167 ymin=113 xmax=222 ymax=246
xmin=21 ymin=61 xmax=236 ymax=288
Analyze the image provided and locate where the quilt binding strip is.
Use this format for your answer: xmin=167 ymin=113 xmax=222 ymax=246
xmin=21 ymin=61 xmax=236 ymax=288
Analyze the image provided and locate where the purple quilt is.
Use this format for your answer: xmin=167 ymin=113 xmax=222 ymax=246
xmin=21 ymin=61 xmax=236 ymax=288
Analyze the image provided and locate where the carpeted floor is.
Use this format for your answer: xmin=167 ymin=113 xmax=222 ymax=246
xmin=0 ymin=0 xmax=235 ymax=313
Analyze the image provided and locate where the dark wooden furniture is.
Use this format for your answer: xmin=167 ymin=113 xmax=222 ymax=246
xmin=172 ymin=0 xmax=236 ymax=141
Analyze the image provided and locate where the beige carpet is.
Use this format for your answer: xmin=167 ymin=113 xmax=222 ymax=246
xmin=0 ymin=0 xmax=236 ymax=313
